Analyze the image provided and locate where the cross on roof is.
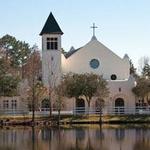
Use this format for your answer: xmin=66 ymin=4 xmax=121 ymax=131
xmin=91 ymin=23 xmax=98 ymax=37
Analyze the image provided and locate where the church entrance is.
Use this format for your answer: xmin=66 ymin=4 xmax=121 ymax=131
xmin=76 ymin=98 xmax=85 ymax=114
xmin=115 ymin=98 xmax=124 ymax=114
xmin=41 ymin=99 xmax=50 ymax=111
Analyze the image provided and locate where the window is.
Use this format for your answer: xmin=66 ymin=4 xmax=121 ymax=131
xmin=3 ymin=100 xmax=9 ymax=109
xmin=47 ymin=38 xmax=58 ymax=50
xmin=90 ymin=59 xmax=100 ymax=69
xmin=111 ymin=74 xmax=117 ymax=80
xmin=51 ymin=56 xmax=54 ymax=61
xmin=41 ymin=99 xmax=50 ymax=108
xmin=119 ymin=87 xmax=121 ymax=92
xmin=115 ymin=98 xmax=125 ymax=114
xmin=11 ymin=100 xmax=17 ymax=109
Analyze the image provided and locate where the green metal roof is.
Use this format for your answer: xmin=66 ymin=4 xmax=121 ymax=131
xmin=40 ymin=12 xmax=63 ymax=35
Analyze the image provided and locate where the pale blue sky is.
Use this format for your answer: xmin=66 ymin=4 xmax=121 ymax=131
xmin=0 ymin=0 xmax=150 ymax=68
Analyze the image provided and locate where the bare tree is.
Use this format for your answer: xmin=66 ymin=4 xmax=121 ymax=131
xmin=27 ymin=82 xmax=48 ymax=111
xmin=54 ymin=82 xmax=65 ymax=124
xmin=138 ymin=56 xmax=150 ymax=74
xmin=24 ymin=48 xmax=41 ymax=123
xmin=43 ymin=53 xmax=61 ymax=118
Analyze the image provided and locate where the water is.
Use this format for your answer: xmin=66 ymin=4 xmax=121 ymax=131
xmin=0 ymin=125 xmax=150 ymax=150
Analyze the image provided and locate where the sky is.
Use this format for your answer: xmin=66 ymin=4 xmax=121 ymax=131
xmin=0 ymin=0 xmax=150 ymax=69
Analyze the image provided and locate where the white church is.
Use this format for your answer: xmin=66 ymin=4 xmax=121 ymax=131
xmin=40 ymin=12 xmax=136 ymax=114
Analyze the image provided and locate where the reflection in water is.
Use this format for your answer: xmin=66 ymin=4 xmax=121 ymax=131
xmin=32 ymin=126 xmax=35 ymax=150
xmin=115 ymin=128 xmax=125 ymax=141
xmin=133 ymin=128 xmax=150 ymax=150
xmin=0 ymin=125 xmax=150 ymax=150
xmin=95 ymin=126 xmax=104 ymax=140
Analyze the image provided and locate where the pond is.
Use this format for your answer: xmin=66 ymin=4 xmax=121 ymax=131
xmin=0 ymin=125 xmax=150 ymax=150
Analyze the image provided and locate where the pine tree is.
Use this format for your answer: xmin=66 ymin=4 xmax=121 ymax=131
xmin=142 ymin=63 xmax=150 ymax=78
xmin=0 ymin=34 xmax=31 ymax=67
xmin=129 ymin=59 xmax=137 ymax=77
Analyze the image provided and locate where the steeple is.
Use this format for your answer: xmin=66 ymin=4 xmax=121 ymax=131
xmin=41 ymin=13 xmax=62 ymax=88
xmin=40 ymin=12 xmax=63 ymax=35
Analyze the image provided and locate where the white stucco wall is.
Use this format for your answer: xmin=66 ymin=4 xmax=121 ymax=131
xmin=0 ymin=96 xmax=28 ymax=113
xmin=106 ymin=76 xmax=136 ymax=113
xmin=41 ymin=33 xmax=136 ymax=114
xmin=42 ymin=34 xmax=62 ymax=87
xmin=62 ymin=38 xmax=130 ymax=80
xmin=60 ymin=38 xmax=136 ymax=113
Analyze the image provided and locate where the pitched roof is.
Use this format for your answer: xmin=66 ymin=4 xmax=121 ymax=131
xmin=65 ymin=47 xmax=82 ymax=58
xmin=40 ymin=12 xmax=63 ymax=35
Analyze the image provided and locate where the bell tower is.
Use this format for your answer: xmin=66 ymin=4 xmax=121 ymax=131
xmin=40 ymin=12 xmax=63 ymax=87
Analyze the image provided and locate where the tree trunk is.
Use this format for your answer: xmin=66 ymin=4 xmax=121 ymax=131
xmin=99 ymin=107 xmax=102 ymax=124
xmin=32 ymin=84 xmax=35 ymax=124
xmin=49 ymin=90 xmax=52 ymax=118
xmin=58 ymin=109 xmax=61 ymax=125
xmin=31 ymin=49 xmax=36 ymax=124
xmin=21 ymin=64 xmax=23 ymax=79
xmin=99 ymin=99 xmax=103 ymax=124
xmin=87 ymin=101 xmax=90 ymax=117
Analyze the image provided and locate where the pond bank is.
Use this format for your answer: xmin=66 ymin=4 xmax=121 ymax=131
xmin=1 ymin=114 xmax=150 ymax=126
xmin=60 ymin=114 xmax=150 ymax=125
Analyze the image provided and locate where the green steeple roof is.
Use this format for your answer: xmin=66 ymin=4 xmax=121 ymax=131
xmin=40 ymin=12 xmax=63 ymax=35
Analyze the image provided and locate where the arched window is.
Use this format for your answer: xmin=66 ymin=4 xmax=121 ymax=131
xmin=76 ymin=98 xmax=85 ymax=114
xmin=115 ymin=98 xmax=124 ymax=114
xmin=41 ymin=99 xmax=49 ymax=111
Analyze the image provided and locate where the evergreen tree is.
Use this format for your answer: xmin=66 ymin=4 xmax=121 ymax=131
xmin=142 ymin=63 xmax=150 ymax=78
xmin=129 ymin=59 xmax=137 ymax=77
xmin=0 ymin=75 xmax=19 ymax=96
xmin=0 ymin=57 xmax=19 ymax=96
xmin=0 ymin=34 xmax=31 ymax=67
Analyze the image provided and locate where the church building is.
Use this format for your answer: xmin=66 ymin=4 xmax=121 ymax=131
xmin=40 ymin=12 xmax=136 ymax=114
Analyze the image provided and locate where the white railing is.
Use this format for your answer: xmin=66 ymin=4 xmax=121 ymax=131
xmin=0 ymin=109 xmax=28 ymax=115
xmin=1 ymin=106 xmax=150 ymax=116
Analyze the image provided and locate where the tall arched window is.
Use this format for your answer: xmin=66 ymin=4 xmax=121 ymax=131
xmin=41 ymin=99 xmax=49 ymax=108
xmin=76 ymin=98 xmax=85 ymax=114
xmin=115 ymin=98 xmax=124 ymax=114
